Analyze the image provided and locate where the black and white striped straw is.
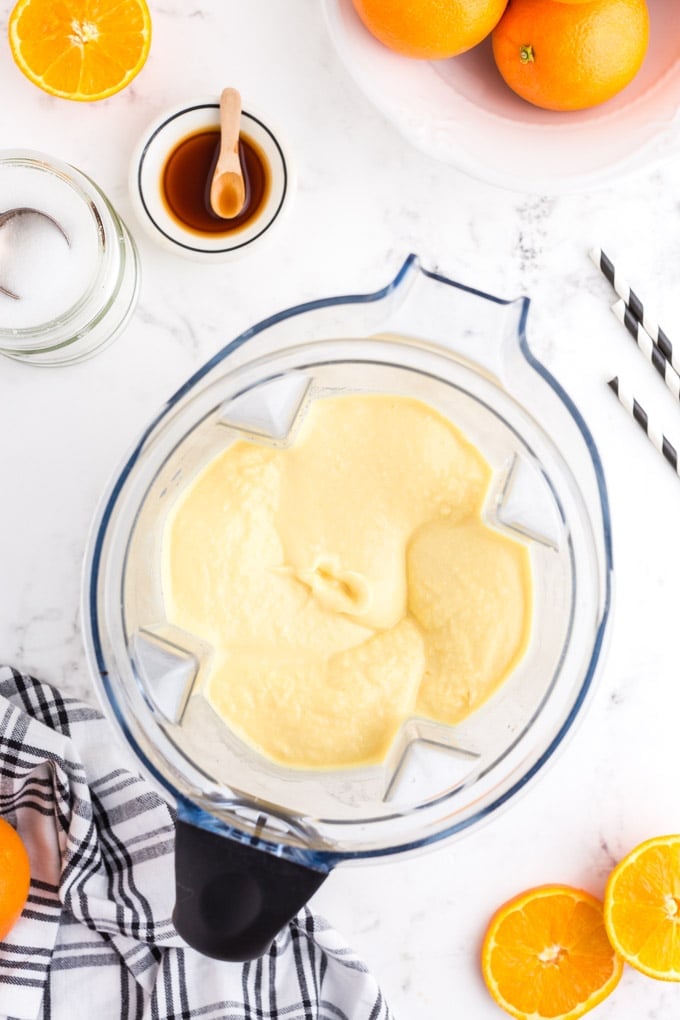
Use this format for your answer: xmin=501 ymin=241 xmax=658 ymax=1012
xmin=590 ymin=247 xmax=677 ymax=373
xmin=608 ymin=376 xmax=680 ymax=477
xmin=611 ymin=299 xmax=680 ymax=401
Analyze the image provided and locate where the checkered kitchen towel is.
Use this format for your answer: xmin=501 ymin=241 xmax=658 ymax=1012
xmin=0 ymin=667 xmax=393 ymax=1020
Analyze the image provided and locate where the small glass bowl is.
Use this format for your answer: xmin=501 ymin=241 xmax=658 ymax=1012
xmin=129 ymin=98 xmax=294 ymax=262
xmin=0 ymin=150 xmax=140 ymax=367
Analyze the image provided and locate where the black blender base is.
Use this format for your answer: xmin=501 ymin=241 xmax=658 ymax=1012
xmin=173 ymin=818 xmax=328 ymax=961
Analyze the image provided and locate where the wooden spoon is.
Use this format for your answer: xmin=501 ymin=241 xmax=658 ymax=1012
xmin=209 ymin=88 xmax=246 ymax=219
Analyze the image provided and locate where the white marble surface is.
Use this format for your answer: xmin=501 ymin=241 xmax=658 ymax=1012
xmin=1 ymin=1 xmax=680 ymax=1017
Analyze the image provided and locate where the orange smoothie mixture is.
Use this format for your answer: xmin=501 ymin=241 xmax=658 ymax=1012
xmin=162 ymin=394 xmax=533 ymax=769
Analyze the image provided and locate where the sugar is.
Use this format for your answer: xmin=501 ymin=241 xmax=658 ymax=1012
xmin=0 ymin=161 xmax=100 ymax=331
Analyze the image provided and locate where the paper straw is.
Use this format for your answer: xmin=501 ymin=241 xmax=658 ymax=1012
xmin=611 ymin=299 xmax=680 ymax=401
xmin=607 ymin=376 xmax=680 ymax=477
xmin=590 ymin=247 xmax=677 ymax=372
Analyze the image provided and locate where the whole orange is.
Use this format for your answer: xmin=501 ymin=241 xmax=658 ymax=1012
xmin=491 ymin=0 xmax=649 ymax=111
xmin=351 ymin=0 xmax=509 ymax=60
xmin=0 ymin=819 xmax=30 ymax=940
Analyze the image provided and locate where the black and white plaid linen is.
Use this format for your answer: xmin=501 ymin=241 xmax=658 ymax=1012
xmin=0 ymin=667 xmax=393 ymax=1020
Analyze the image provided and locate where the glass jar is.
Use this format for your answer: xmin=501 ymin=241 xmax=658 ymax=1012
xmin=0 ymin=150 xmax=140 ymax=366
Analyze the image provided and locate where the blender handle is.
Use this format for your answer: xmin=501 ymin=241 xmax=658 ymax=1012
xmin=172 ymin=818 xmax=328 ymax=961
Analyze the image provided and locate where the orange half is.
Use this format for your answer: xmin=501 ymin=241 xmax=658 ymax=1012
xmin=9 ymin=0 xmax=152 ymax=102
xmin=604 ymin=834 xmax=680 ymax=981
xmin=482 ymin=884 xmax=624 ymax=1020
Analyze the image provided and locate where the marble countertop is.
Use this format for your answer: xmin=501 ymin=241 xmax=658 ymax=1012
xmin=1 ymin=1 xmax=680 ymax=1016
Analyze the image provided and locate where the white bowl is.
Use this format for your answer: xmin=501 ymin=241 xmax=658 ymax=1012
xmin=129 ymin=99 xmax=294 ymax=261
xmin=323 ymin=0 xmax=680 ymax=194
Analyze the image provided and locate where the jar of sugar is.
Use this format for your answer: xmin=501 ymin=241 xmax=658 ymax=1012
xmin=0 ymin=151 xmax=139 ymax=365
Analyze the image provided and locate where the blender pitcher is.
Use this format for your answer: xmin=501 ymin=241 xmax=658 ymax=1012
xmin=83 ymin=254 xmax=612 ymax=961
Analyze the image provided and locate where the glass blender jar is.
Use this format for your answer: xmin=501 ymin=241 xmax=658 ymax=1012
xmin=83 ymin=255 xmax=612 ymax=960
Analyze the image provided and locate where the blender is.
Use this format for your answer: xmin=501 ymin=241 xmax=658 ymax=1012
xmin=83 ymin=255 xmax=612 ymax=960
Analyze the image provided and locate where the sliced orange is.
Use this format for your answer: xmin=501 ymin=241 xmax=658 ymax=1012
xmin=604 ymin=834 xmax=680 ymax=981
xmin=8 ymin=0 xmax=152 ymax=102
xmin=482 ymin=885 xmax=624 ymax=1020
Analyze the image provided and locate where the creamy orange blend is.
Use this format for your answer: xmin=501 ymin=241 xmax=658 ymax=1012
xmin=162 ymin=394 xmax=533 ymax=769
